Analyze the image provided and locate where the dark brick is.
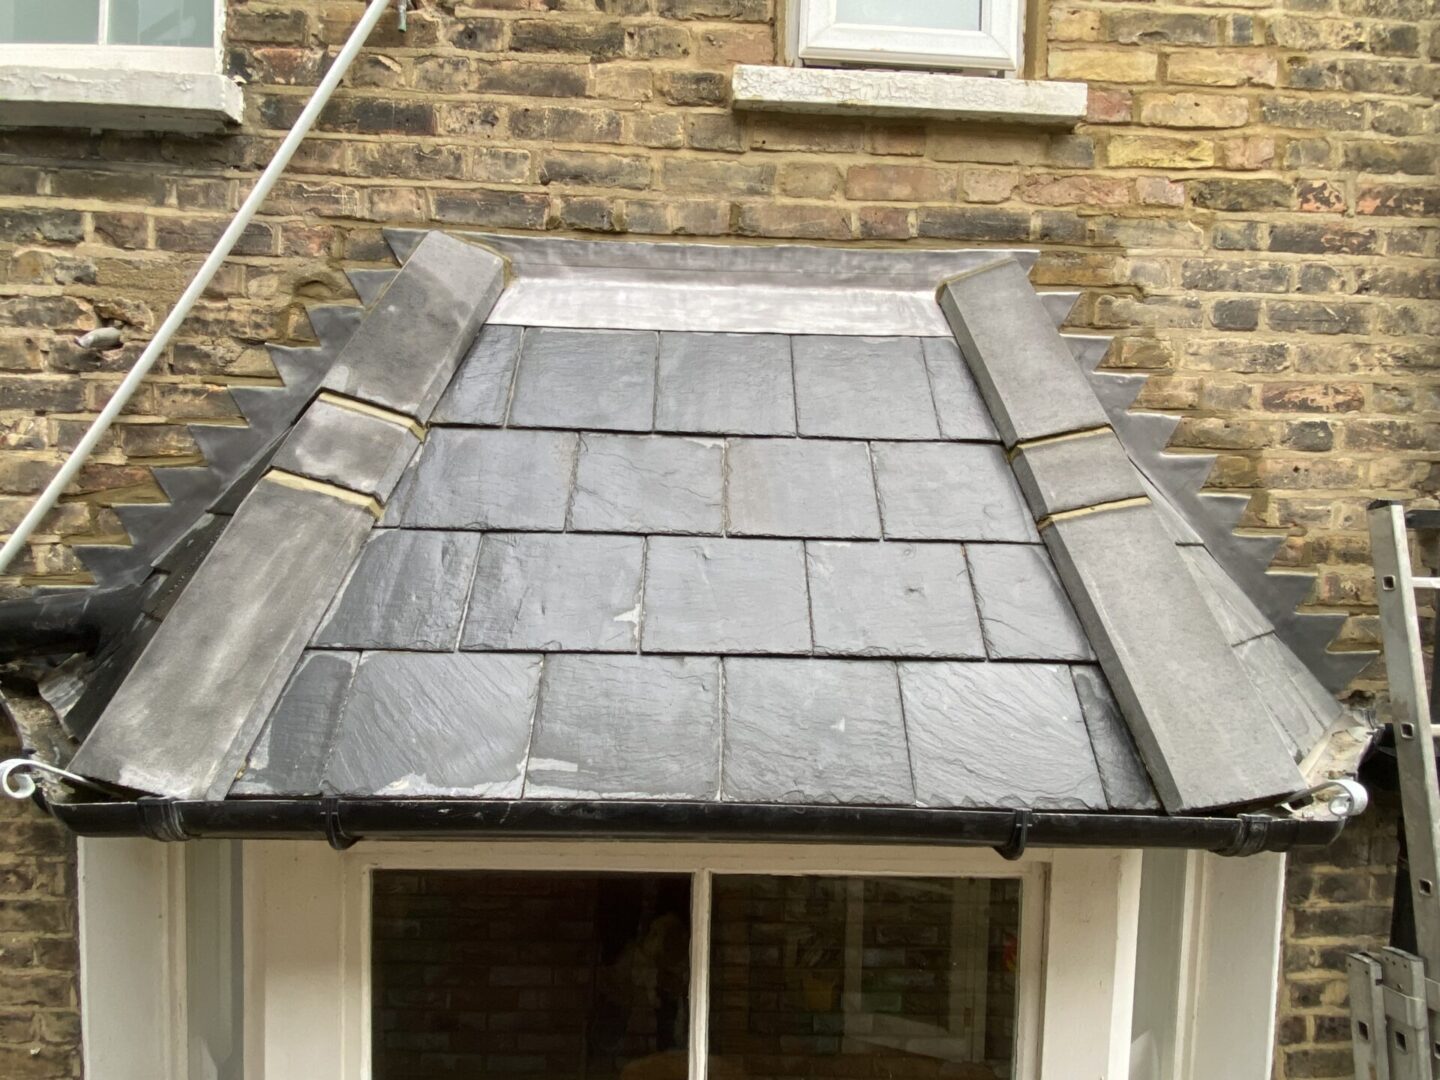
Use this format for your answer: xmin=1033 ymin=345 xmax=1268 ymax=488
xmin=430 ymin=189 xmax=551 ymax=229
xmin=1357 ymin=184 xmax=1440 ymax=216
xmin=449 ymin=18 xmax=505 ymax=51
xmin=1182 ymin=260 xmax=1290 ymax=293
xmin=657 ymin=0 xmax=769 ymax=19
xmin=476 ymin=62 xmax=589 ymax=98
xmin=917 ymin=208 xmax=1030 ymax=242
xmin=227 ymin=7 xmax=307 ymax=43
xmin=657 ymin=70 xmax=728 ymax=106
xmin=1268 ymin=224 xmax=1377 ymax=255
xmin=1267 ymin=301 xmax=1371 ymax=335
xmin=1282 ymin=420 xmax=1335 ymax=451
xmin=0 ymin=209 xmax=83 ymax=244
xmin=511 ymin=19 xmax=626 ymax=59
xmin=1191 ymin=179 xmax=1293 ymax=211
xmin=1211 ymin=298 xmax=1261 ymax=330
xmin=1106 ymin=11 xmax=1220 ymax=44
xmin=1343 ymin=140 xmax=1436 ymax=176
xmin=539 ymin=151 xmax=651 ymax=189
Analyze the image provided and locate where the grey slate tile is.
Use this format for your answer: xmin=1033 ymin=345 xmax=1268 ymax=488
xmin=461 ymin=533 xmax=644 ymax=652
xmin=313 ymin=529 xmax=482 ymax=650
xmin=320 ymin=232 xmax=505 ymax=420
xmin=233 ymin=651 xmax=357 ymax=797
xmin=394 ymin=427 xmax=578 ymax=530
xmin=1043 ymin=503 xmax=1305 ymax=811
xmin=939 ymin=259 xmax=1109 ymax=447
xmin=508 ymin=327 xmax=658 ymax=431
xmin=642 ymin=537 xmax=811 ymax=654
xmin=69 ymin=475 xmax=375 ymax=799
xmin=1236 ymin=633 xmax=1339 ymax=759
xmin=806 ymin=542 xmax=985 ymax=658
xmin=920 ymin=338 xmax=999 ymax=442
xmin=899 ymin=661 xmax=1108 ymax=810
xmin=325 ymin=651 xmax=543 ymax=797
xmin=527 ymin=654 xmax=720 ymax=799
xmin=966 ymin=543 xmax=1094 ymax=662
xmin=1011 ymin=429 xmax=1146 ymax=520
xmin=726 ymin=439 xmax=880 ymax=539
xmin=431 ymin=324 xmax=524 ymax=425
xmin=722 ymin=658 xmax=914 ymax=805
xmin=655 ymin=332 xmax=795 ymax=435
xmin=1179 ymin=544 xmax=1273 ymax=647
xmin=1070 ymin=665 xmax=1160 ymax=811
xmin=272 ymin=396 xmax=420 ymax=504
xmin=570 ymin=433 xmax=723 ymax=535
xmin=872 ymin=442 xmax=1038 ymax=542
xmin=792 ymin=336 xmax=941 ymax=439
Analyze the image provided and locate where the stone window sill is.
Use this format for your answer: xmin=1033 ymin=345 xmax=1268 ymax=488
xmin=731 ymin=65 xmax=1086 ymax=129
xmin=0 ymin=66 xmax=243 ymax=134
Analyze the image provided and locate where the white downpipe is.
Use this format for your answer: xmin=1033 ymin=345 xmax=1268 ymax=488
xmin=0 ymin=0 xmax=398 ymax=578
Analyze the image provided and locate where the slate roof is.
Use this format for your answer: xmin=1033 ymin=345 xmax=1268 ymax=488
xmin=24 ymin=232 xmax=1354 ymax=824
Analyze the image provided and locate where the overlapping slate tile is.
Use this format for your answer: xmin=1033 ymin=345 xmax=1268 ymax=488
xmin=325 ymin=651 xmax=542 ymax=797
xmin=1070 ymin=665 xmax=1160 ymax=811
xmin=313 ymin=529 xmax=481 ymax=650
xmin=462 ymin=533 xmax=644 ymax=651
xmin=508 ymin=327 xmax=658 ymax=431
xmin=792 ymin=336 xmax=941 ymax=439
xmin=234 ymin=651 xmax=357 ymax=797
xmin=393 ymin=427 xmax=577 ymax=530
xmin=1043 ymin=503 xmax=1306 ymax=811
xmin=726 ymin=439 xmax=880 ymax=538
xmin=806 ymin=542 xmax=984 ymax=658
xmin=966 ymin=543 xmax=1094 ymax=661
xmin=722 ymin=658 xmax=913 ymax=805
xmin=920 ymin=338 xmax=999 ymax=442
xmin=872 ymin=442 xmax=1037 ymax=541
xmin=570 ymin=433 xmax=723 ymax=535
xmin=899 ymin=661 xmax=1107 ymax=810
xmin=642 ymin=537 xmax=810 ymax=653
xmin=1236 ymin=633 xmax=1339 ymax=758
xmin=655 ymin=332 xmax=795 ymax=435
xmin=526 ymin=654 xmax=720 ymax=799
xmin=431 ymin=325 xmax=524 ymax=425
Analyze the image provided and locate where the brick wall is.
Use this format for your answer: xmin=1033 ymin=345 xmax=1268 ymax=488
xmin=0 ymin=730 xmax=80 ymax=1080
xmin=0 ymin=0 xmax=1434 ymax=1075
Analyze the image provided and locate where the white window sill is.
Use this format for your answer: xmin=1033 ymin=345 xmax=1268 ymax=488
xmin=731 ymin=65 xmax=1086 ymax=128
xmin=0 ymin=65 xmax=243 ymax=134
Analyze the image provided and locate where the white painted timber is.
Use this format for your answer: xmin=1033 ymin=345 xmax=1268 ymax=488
xmin=731 ymin=64 xmax=1087 ymax=127
xmin=0 ymin=66 xmax=242 ymax=133
xmin=1182 ymin=853 xmax=1287 ymax=1078
xmin=1040 ymin=849 xmax=1142 ymax=1080
xmin=79 ymin=837 xmax=185 ymax=1080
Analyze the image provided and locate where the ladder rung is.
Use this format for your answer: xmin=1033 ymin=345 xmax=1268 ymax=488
xmin=1413 ymin=577 xmax=1440 ymax=590
xmin=1405 ymin=508 xmax=1440 ymax=530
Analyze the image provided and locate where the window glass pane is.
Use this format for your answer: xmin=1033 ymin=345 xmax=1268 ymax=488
xmin=711 ymin=875 xmax=1021 ymax=1080
xmin=834 ymin=0 xmax=982 ymax=32
xmin=106 ymin=0 xmax=212 ymax=46
xmin=372 ymin=871 xmax=692 ymax=1080
xmin=0 ymin=0 xmax=100 ymax=43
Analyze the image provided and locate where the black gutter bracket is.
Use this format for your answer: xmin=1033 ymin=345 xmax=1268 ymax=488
xmin=324 ymin=797 xmax=357 ymax=851
xmin=995 ymin=809 xmax=1034 ymax=860
xmin=1213 ymin=812 xmax=1272 ymax=857
xmin=136 ymin=796 xmax=189 ymax=842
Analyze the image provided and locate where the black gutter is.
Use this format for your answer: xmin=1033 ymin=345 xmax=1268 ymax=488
xmin=49 ymin=796 xmax=1346 ymax=857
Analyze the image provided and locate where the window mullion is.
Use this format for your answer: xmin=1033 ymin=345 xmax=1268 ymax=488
xmin=96 ymin=0 xmax=108 ymax=45
xmin=687 ymin=869 xmax=713 ymax=1080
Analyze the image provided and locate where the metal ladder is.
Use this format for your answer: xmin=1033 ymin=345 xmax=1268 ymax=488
xmin=1349 ymin=503 xmax=1440 ymax=1079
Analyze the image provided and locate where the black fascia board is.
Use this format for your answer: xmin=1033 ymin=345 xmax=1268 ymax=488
xmin=48 ymin=796 xmax=1345 ymax=857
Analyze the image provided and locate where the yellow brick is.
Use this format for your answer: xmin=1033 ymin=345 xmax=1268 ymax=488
xmin=1166 ymin=49 xmax=1279 ymax=88
xmin=1106 ymin=134 xmax=1216 ymax=168
xmin=1138 ymin=92 xmax=1251 ymax=129
xmin=1048 ymin=47 xmax=1159 ymax=83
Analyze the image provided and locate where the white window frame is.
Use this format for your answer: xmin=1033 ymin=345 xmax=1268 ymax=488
xmin=794 ymin=0 xmax=1023 ymax=73
xmin=240 ymin=840 xmax=1144 ymax=1080
xmin=0 ymin=0 xmax=241 ymax=132
xmin=0 ymin=0 xmax=224 ymax=74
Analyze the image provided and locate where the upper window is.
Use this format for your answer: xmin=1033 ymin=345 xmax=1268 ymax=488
xmin=0 ymin=0 xmax=240 ymax=132
xmin=794 ymin=0 xmax=1023 ymax=73
xmin=0 ymin=0 xmax=218 ymax=70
